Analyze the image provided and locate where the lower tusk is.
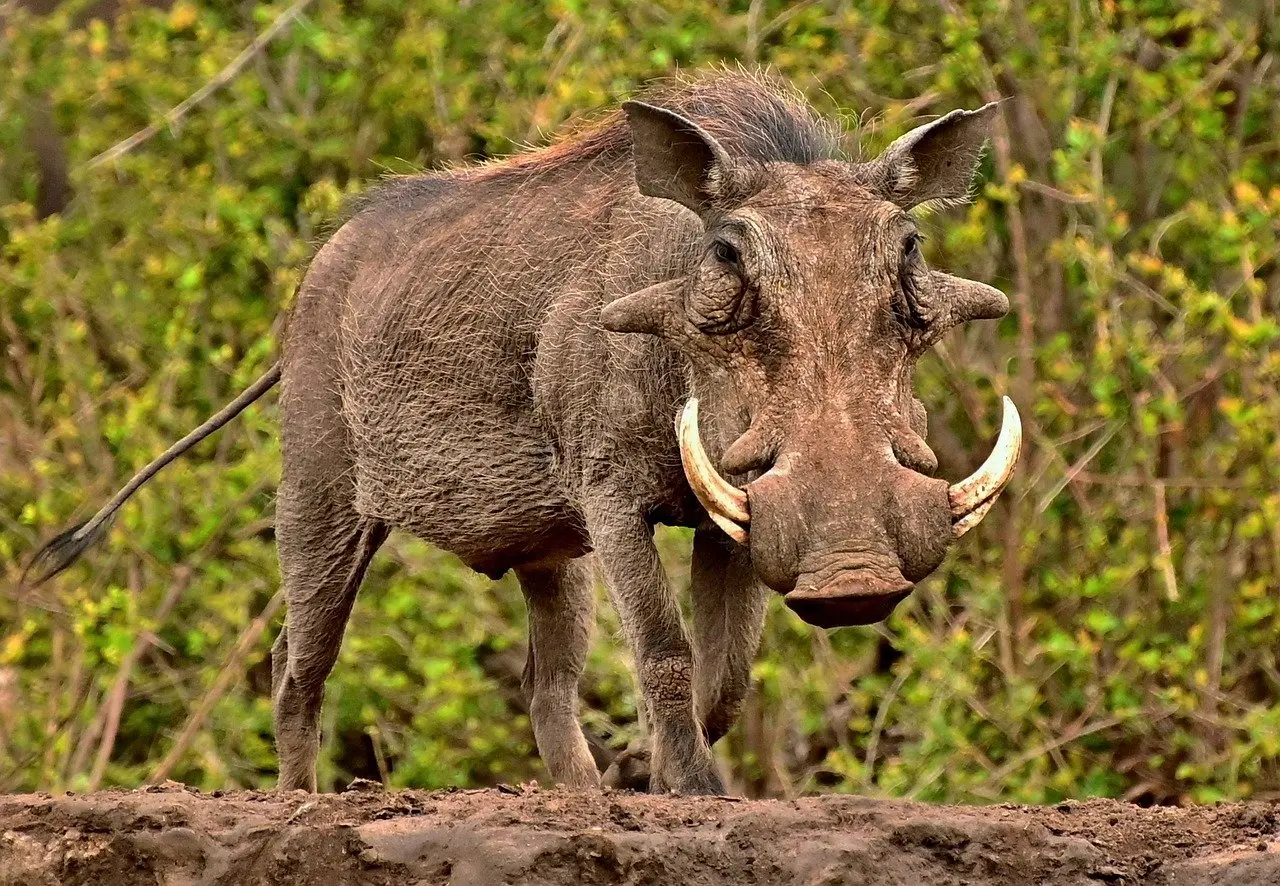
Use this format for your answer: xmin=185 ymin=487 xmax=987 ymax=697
xmin=677 ymin=398 xmax=750 ymax=543
xmin=952 ymin=494 xmax=998 ymax=538
xmin=707 ymin=512 xmax=749 ymax=545
xmin=948 ymin=396 xmax=1022 ymax=536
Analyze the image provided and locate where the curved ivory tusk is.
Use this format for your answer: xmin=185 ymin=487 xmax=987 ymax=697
xmin=949 ymin=396 xmax=1022 ymax=538
xmin=677 ymin=398 xmax=749 ymax=544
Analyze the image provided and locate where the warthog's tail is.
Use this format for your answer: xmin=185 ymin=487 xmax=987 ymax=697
xmin=21 ymin=362 xmax=283 ymax=587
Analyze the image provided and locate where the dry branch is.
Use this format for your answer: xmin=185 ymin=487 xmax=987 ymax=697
xmin=84 ymin=0 xmax=317 ymax=170
xmin=147 ymin=592 xmax=284 ymax=785
xmin=87 ymin=569 xmax=191 ymax=790
xmin=1152 ymin=481 xmax=1178 ymax=602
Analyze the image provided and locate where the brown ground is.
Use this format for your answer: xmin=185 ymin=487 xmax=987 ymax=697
xmin=0 ymin=783 xmax=1277 ymax=886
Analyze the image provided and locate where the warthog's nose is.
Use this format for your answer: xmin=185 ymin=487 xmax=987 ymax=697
xmin=783 ymin=570 xmax=913 ymax=628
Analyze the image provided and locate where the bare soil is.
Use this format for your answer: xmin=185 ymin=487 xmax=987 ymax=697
xmin=1 ymin=783 xmax=1277 ymax=886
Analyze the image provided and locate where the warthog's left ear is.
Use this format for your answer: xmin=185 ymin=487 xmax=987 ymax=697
xmin=624 ymin=100 xmax=734 ymax=215
xmin=870 ymin=102 xmax=1000 ymax=209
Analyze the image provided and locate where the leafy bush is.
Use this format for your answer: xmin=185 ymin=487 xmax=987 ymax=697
xmin=2 ymin=0 xmax=1277 ymax=804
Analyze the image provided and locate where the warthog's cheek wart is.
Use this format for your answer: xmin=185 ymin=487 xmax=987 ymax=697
xmin=784 ymin=573 xmax=913 ymax=628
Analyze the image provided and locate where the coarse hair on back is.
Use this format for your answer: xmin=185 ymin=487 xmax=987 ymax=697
xmin=346 ymin=66 xmax=847 ymax=219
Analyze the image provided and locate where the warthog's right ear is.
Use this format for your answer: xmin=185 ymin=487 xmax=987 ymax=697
xmin=599 ymin=278 xmax=683 ymax=335
xmin=871 ymin=103 xmax=1000 ymax=209
xmin=624 ymin=100 xmax=732 ymax=215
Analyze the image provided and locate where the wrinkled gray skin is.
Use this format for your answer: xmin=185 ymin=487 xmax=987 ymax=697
xmin=28 ymin=71 xmax=1009 ymax=795
xmin=270 ymin=72 xmax=1006 ymax=795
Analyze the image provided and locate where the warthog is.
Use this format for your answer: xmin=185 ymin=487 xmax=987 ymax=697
xmin=27 ymin=70 xmax=1020 ymax=794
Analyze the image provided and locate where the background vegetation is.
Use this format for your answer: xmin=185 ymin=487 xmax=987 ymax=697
xmin=2 ymin=0 xmax=1278 ymax=805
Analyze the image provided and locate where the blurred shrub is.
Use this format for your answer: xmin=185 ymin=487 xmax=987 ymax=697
xmin=1 ymin=0 xmax=1277 ymax=804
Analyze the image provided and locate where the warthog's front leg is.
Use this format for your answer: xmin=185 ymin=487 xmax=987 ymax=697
xmin=587 ymin=502 xmax=723 ymax=795
xmin=602 ymin=528 xmax=769 ymax=792
xmin=690 ymin=528 xmax=770 ymax=746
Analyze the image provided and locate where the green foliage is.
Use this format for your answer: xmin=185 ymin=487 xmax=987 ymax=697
xmin=2 ymin=0 xmax=1277 ymax=803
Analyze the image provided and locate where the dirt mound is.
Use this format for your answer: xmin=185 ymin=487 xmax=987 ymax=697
xmin=0 ymin=783 xmax=1277 ymax=885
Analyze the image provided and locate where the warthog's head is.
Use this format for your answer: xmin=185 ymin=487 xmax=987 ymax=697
xmin=601 ymin=99 xmax=1021 ymax=629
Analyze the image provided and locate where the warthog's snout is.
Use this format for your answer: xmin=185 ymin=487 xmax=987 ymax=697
xmin=678 ymin=397 xmax=1022 ymax=628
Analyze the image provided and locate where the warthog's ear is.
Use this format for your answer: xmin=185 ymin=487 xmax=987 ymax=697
xmin=871 ymin=103 xmax=1000 ymax=209
xmin=624 ymin=100 xmax=733 ymax=215
xmin=600 ymin=278 xmax=683 ymax=335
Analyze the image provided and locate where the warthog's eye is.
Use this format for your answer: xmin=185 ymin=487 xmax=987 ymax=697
xmin=896 ymin=232 xmax=929 ymax=330
xmin=712 ymin=239 xmax=741 ymax=267
xmin=690 ymin=238 xmax=752 ymax=334
xmin=904 ymin=232 xmax=922 ymax=261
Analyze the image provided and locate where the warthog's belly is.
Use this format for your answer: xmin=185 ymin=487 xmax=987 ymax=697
xmin=350 ymin=412 xmax=590 ymax=577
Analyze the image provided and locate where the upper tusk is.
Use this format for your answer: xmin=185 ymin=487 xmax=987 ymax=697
xmin=677 ymin=398 xmax=750 ymax=543
xmin=948 ymin=396 xmax=1022 ymax=537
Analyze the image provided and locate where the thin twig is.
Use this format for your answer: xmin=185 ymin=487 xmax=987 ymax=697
xmin=1231 ymin=52 xmax=1273 ymax=168
xmin=979 ymin=80 xmax=1033 ymax=679
xmin=1034 ymin=421 xmax=1123 ymax=515
xmin=84 ymin=0 xmax=317 ymax=170
xmin=1141 ymin=39 xmax=1250 ymax=135
xmin=1152 ymin=481 xmax=1179 ymax=602
xmin=931 ymin=0 xmax=1038 ymax=681
xmin=987 ymin=715 xmax=1125 ymax=784
xmin=755 ymin=0 xmax=820 ymax=45
xmin=0 ymin=676 xmax=95 ymax=793
xmin=1017 ymin=178 xmax=1093 ymax=204
xmin=65 ymin=558 xmax=143 ymax=780
xmin=522 ymin=21 xmax=585 ymax=145
xmin=147 ymin=592 xmax=283 ymax=784
xmin=87 ymin=569 xmax=191 ymax=790
xmin=862 ymin=669 xmax=908 ymax=789
xmin=1091 ymin=72 xmax=1119 ymax=232
xmin=1070 ymin=471 xmax=1254 ymax=490
xmin=745 ymin=0 xmax=764 ymax=62
xmin=1118 ymin=269 xmax=1179 ymax=316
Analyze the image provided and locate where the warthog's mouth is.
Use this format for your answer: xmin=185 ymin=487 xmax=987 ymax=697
xmin=783 ymin=571 xmax=913 ymax=628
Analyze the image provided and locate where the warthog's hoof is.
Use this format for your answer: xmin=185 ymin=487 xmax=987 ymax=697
xmin=344 ymin=777 xmax=384 ymax=793
xmin=601 ymin=744 xmax=652 ymax=792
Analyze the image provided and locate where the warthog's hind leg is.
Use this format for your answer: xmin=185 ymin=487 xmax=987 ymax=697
xmin=272 ymin=487 xmax=387 ymax=792
xmin=517 ymin=559 xmax=600 ymax=789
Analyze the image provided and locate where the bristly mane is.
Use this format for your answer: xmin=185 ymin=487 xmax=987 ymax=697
xmin=348 ymin=68 xmax=845 ymax=218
